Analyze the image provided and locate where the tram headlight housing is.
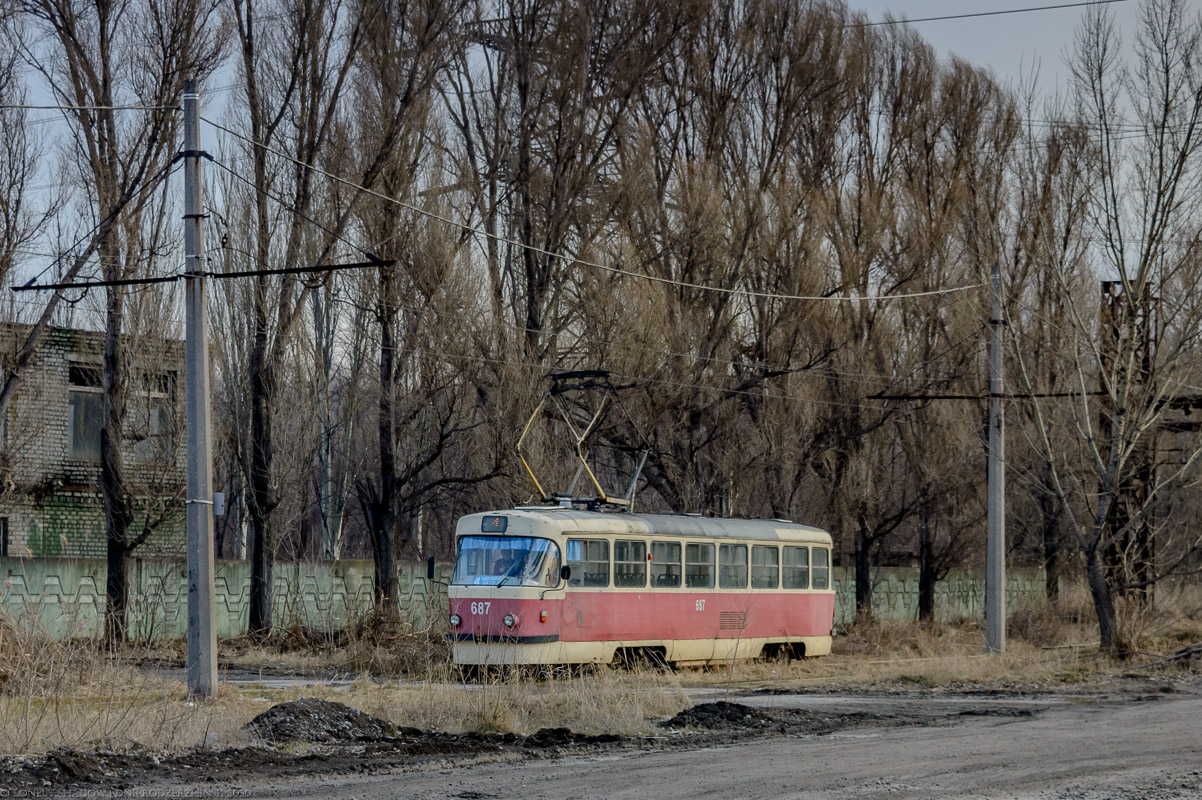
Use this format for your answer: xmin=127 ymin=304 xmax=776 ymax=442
xmin=503 ymin=613 xmax=517 ymax=629
xmin=449 ymin=613 xmax=462 ymax=628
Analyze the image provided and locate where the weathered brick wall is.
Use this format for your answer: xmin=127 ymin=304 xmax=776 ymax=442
xmin=0 ymin=324 xmax=187 ymax=559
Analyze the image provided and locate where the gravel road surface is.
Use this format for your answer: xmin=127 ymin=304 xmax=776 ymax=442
xmin=223 ymin=687 xmax=1201 ymax=800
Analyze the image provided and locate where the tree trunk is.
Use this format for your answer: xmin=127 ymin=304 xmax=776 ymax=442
xmin=1085 ymin=546 xmax=1123 ymax=656
xmin=355 ymin=481 xmax=399 ymax=617
xmin=104 ymin=537 xmax=129 ymax=643
xmin=373 ymin=511 xmax=398 ymax=615
xmin=101 ymin=285 xmax=133 ymax=644
xmin=248 ymin=500 xmax=273 ymax=636
xmin=1039 ymin=487 xmax=1060 ymax=603
xmin=854 ymin=522 xmax=872 ymax=618
xmin=314 ymin=289 xmax=340 ymax=561
xmin=917 ymin=512 xmax=936 ymax=622
xmin=247 ymin=330 xmax=275 ymax=637
xmin=361 ymin=267 xmax=400 ymax=618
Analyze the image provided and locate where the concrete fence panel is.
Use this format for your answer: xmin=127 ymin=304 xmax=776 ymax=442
xmin=2 ymin=557 xmax=1042 ymax=640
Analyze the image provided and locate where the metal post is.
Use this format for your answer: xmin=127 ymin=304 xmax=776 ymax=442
xmin=986 ymin=261 xmax=1006 ymax=653
xmin=183 ymin=78 xmax=217 ymax=697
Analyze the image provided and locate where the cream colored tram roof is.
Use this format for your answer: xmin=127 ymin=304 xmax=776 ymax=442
xmin=457 ymin=508 xmax=832 ymax=545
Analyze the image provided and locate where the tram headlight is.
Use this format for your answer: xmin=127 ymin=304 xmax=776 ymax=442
xmin=503 ymin=613 xmax=517 ymax=629
xmin=449 ymin=614 xmax=462 ymax=628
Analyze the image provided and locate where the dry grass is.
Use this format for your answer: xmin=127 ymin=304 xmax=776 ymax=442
xmin=680 ymin=623 xmax=1113 ymax=694
xmin=343 ymin=666 xmax=689 ymax=736
xmin=0 ymin=667 xmax=688 ymax=757
xmin=0 ymin=620 xmax=266 ymax=754
xmin=0 ymin=618 xmax=688 ymax=756
xmin=2 ymin=581 xmax=1199 ymax=759
xmin=681 ymin=582 xmax=1201 ymax=692
xmin=188 ymin=609 xmax=457 ymax=680
xmin=1115 ymin=581 xmax=1202 ymax=656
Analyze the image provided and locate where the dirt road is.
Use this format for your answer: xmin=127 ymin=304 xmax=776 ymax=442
xmin=224 ymin=688 xmax=1201 ymax=800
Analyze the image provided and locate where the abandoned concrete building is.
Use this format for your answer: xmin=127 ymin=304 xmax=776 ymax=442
xmin=0 ymin=324 xmax=186 ymax=558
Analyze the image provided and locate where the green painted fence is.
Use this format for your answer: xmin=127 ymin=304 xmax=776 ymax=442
xmin=0 ymin=557 xmax=1046 ymax=640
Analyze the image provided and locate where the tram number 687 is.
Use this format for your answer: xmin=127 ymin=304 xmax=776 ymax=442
xmin=470 ymin=601 xmax=491 ymax=615
xmin=695 ymin=599 xmax=705 ymax=611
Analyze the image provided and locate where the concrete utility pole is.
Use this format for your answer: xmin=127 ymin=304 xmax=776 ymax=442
xmin=183 ymin=78 xmax=217 ymax=697
xmin=986 ymin=261 xmax=1006 ymax=653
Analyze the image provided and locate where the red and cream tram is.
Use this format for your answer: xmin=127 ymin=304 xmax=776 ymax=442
xmin=446 ymin=507 xmax=835 ymax=667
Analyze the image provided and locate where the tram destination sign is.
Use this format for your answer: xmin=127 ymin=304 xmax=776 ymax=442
xmin=481 ymin=515 xmax=508 ymax=533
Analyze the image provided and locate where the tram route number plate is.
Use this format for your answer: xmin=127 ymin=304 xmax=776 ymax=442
xmin=470 ymin=601 xmax=492 ymax=615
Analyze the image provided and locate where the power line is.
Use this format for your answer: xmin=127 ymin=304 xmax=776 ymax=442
xmin=12 ymin=259 xmax=392 ymax=292
xmin=0 ymin=104 xmax=179 ymax=111
xmin=849 ymin=0 xmax=1130 ymax=28
xmin=309 ymin=282 xmax=991 ymax=412
xmin=871 ymin=391 xmax=1107 ymax=401
xmin=15 ymin=160 xmax=183 ymax=289
xmin=200 ymin=115 xmax=987 ymax=304
xmin=208 ymin=155 xmax=383 ymax=264
xmin=380 ymin=341 xmax=906 ymax=412
xmin=318 ymin=278 xmax=988 ymax=387
xmin=208 ymin=259 xmax=391 ymax=281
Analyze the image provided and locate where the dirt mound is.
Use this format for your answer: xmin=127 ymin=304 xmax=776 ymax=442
xmin=660 ymin=701 xmax=775 ymax=731
xmin=526 ymin=727 xmax=573 ymax=747
xmin=524 ymin=728 xmax=621 ymax=748
xmin=0 ymin=692 xmax=1063 ymax=795
xmin=32 ymin=749 xmax=107 ymax=783
xmin=246 ymin=697 xmax=407 ymax=744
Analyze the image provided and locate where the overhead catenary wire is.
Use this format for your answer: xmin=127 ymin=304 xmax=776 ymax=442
xmin=0 ymin=104 xmax=180 ymax=111
xmin=7 ymin=64 xmax=1183 ymax=296
xmin=383 ymin=342 xmax=910 ymax=412
xmin=200 ymin=115 xmax=986 ymax=304
xmin=208 ymin=156 xmax=384 ymax=264
xmin=16 ymin=160 xmax=183 ymax=290
xmin=6 ymin=95 xmax=1119 ymax=393
xmin=317 ymin=279 xmax=990 ymax=388
xmin=293 ymin=277 xmax=984 ymax=412
xmin=190 ymin=273 xmax=979 ymax=413
xmin=12 ymin=258 xmax=392 ymax=291
xmin=848 ymin=0 xmax=1130 ymax=28
xmin=5 ymin=128 xmax=1102 ymax=397
xmin=870 ymin=391 xmax=1108 ymax=400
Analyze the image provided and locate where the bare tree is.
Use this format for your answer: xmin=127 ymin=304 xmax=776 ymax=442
xmin=1015 ymin=0 xmax=1202 ymax=654
xmin=446 ymin=0 xmax=689 ymax=366
xmin=13 ymin=0 xmax=223 ymax=640
xmin=227 ymin=0 xmax=378 ymax=636
xmin=1006 ymin=101 xmax=1094 ymax=603
xmin=346 ymin=0 xmax=485 ymax=616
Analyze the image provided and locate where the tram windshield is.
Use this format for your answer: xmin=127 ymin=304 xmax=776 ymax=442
xmin=452 ymin=536 xmax=562 ymax=587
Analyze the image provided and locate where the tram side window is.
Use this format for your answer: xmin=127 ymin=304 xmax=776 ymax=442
xmin=719 ymin=544 xmax=748 ymax=589
xmin=782 ymin=546 xmax=810 ymax=589
xmin=812 ymin=547 xmax=831 ymax=590
xmin=751 ymin=545 xmax=779 ymax=589
xmin=614 ymin=540 xmax=647 ymax=588
xmin=685 ymin=543 xmax=714 ymax=588
xmin=567 ymin=539 xmax=610 ymax=587
xmin=650 ymin=541 xmax=681 ymax=587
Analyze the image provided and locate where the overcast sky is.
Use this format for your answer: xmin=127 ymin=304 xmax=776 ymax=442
xmin=847 ymin=0 xmax=1147 ymax=95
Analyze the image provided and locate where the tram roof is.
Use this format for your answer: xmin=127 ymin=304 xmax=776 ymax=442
xmin=456 ymin=507 xmax=832 ymax=545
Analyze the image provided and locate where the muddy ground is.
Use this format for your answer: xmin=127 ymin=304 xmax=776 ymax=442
xmin=2 ymin=674 xmax=1195 ymax=799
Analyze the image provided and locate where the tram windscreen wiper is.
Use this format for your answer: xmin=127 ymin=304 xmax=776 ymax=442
xmin=495 ymin=557 xmax=526 ymax=588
